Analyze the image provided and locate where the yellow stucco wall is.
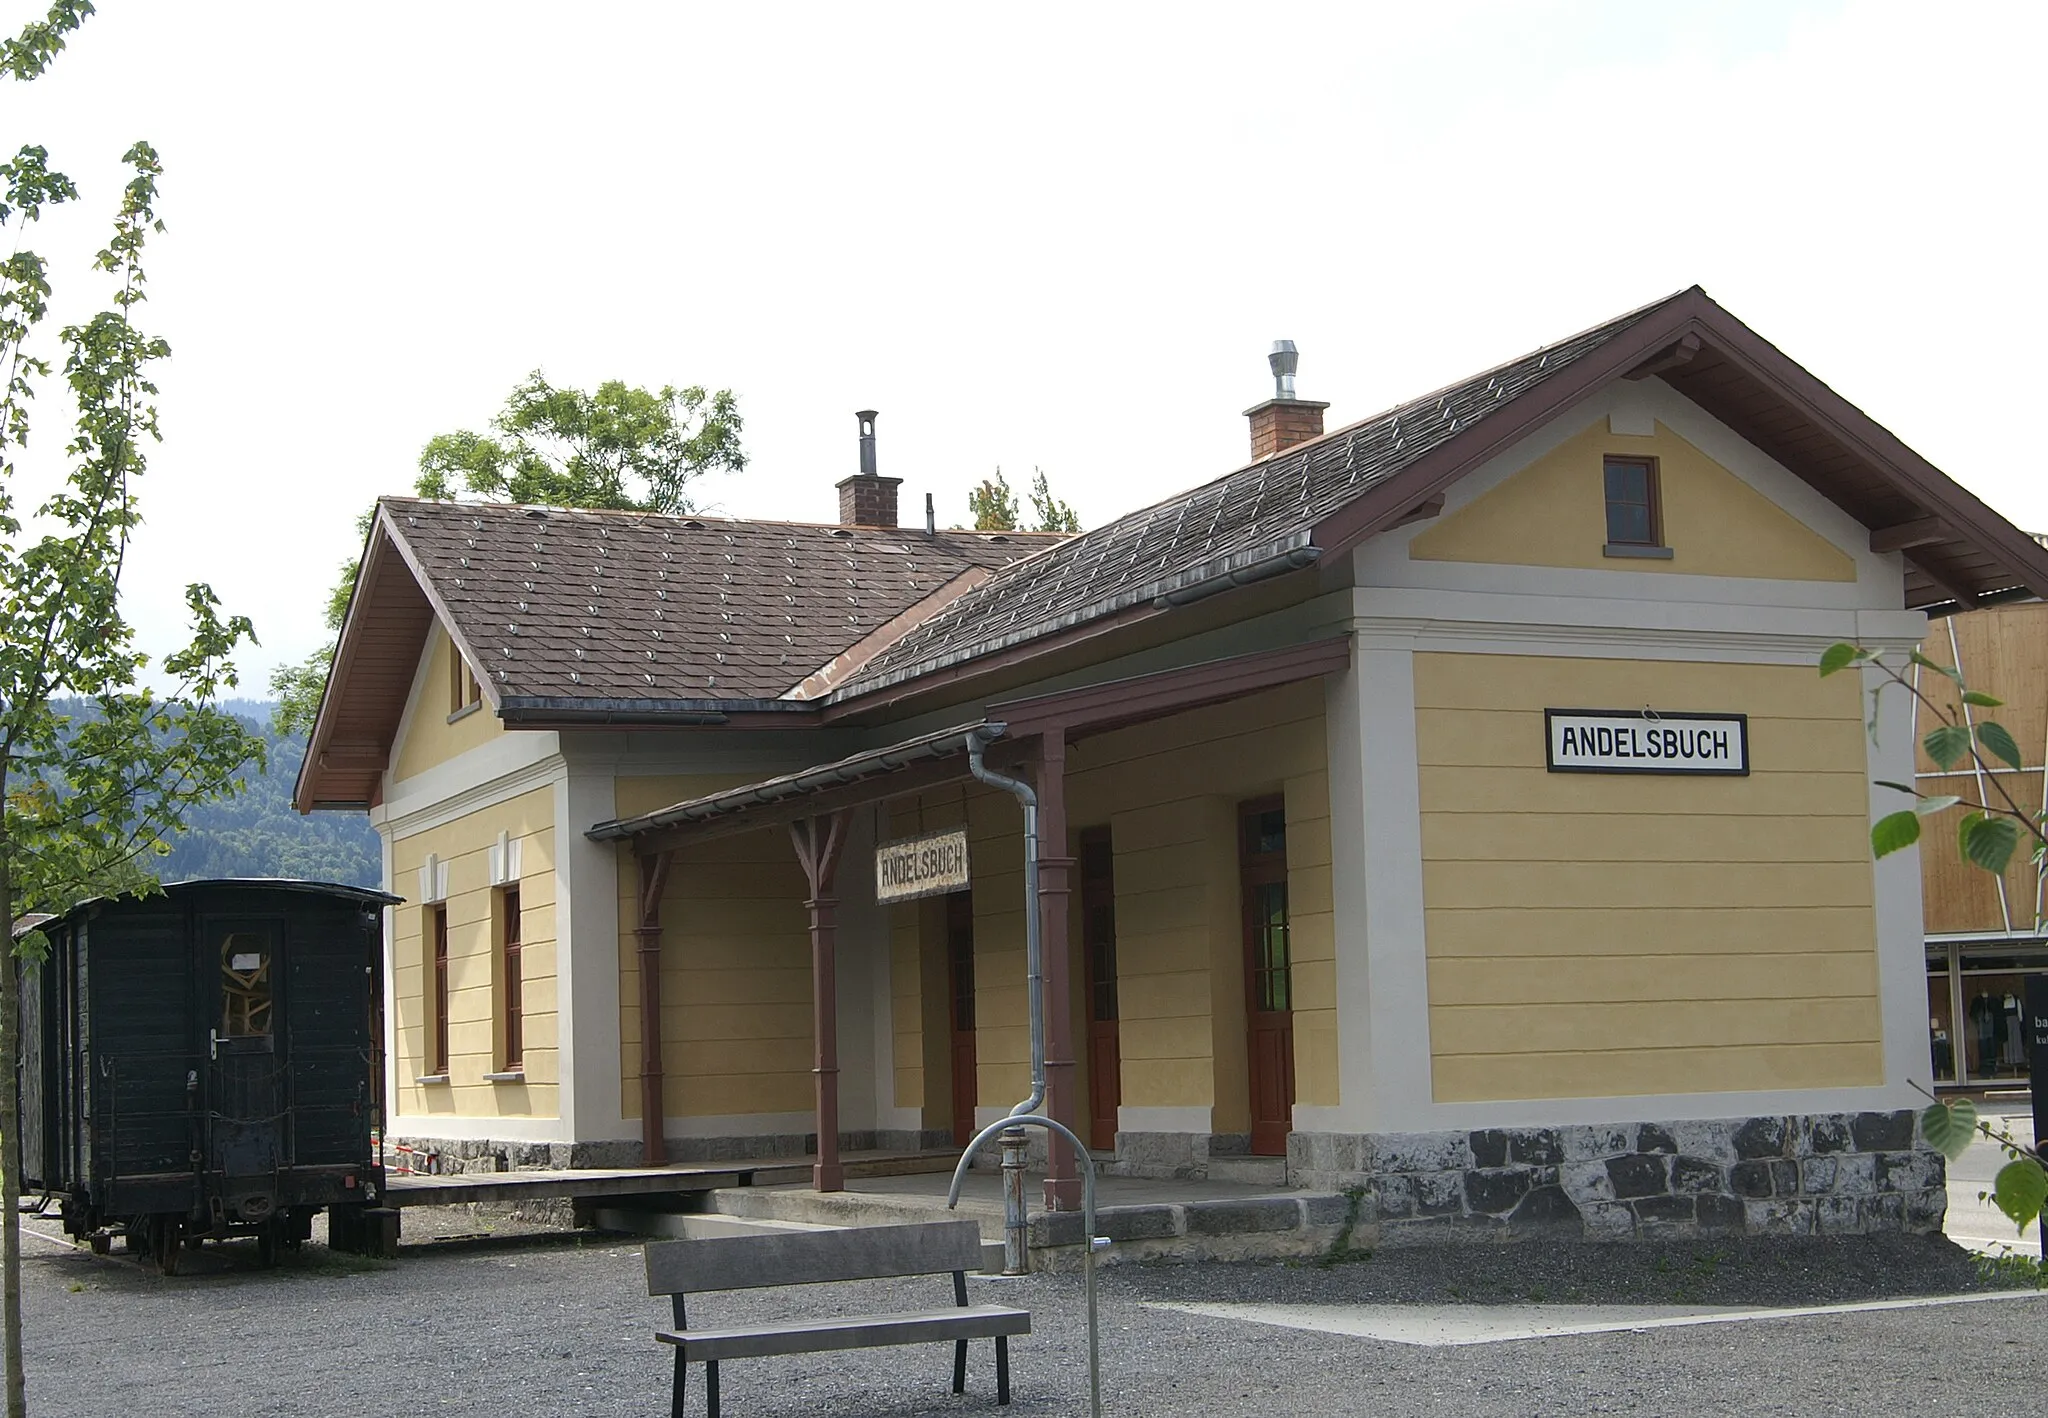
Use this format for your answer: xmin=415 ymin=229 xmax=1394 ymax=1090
xmin=1415 ymin=652 xmax=1882 ymax=1102
xmin=888 ymin=679 xmax=1335 ymax=1131
xmin=393 ymin=624 xmax=503 ymax=782
xmin=1408 ymin=417 xmax=1856 ymax=581
xmin=391 ymin=786 xmax=558 ymax=1118
xmin=614 ymin=776 xmax=815 ymax=1120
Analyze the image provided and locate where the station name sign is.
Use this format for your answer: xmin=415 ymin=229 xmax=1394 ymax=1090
xmin=875 ymin=828 xmax=971 ymax=904
xmin=1544 ymin=709 xmax=1748 ymax=776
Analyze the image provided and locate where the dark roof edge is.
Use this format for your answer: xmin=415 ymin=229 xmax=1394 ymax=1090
xmin=25 ymin=879 xmax=403 ymax=933
xmin=589 ymin=722 xmax=1004 ymax=840
xmin=497 ymin=696 xmax=816 ymax=725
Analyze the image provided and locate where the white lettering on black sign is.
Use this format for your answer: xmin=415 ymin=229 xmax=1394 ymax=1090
xmin=1544 ymin=710 xmax=1749 ymax=776
xmin=874 ymin=828 xmax=972 ymax=903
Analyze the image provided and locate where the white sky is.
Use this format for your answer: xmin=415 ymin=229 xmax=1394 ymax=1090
xmin=6 ymin=0 xmax=2043 ymax=693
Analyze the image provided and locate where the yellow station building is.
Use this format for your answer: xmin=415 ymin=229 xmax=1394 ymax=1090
xmin=299 ymin=289 xmax=2048 ymax=1240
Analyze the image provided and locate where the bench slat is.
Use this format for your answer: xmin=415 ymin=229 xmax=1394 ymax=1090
xmin=644 ymin=1220 xmax=986 ymax=1294
xmin=657 ymin=1304 xmax=1030 ymax=1362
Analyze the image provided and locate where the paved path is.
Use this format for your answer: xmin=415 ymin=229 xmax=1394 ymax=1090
xmin=15 ymin=1218 xmax=2035 ymax=1417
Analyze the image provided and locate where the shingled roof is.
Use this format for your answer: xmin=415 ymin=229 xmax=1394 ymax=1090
xmin=380 ymin=499 xmax=1056 ymax=707
xmin=302 ymin=287 xmax=2048 ymax=812
xmin=831 ymin=295 xmax=1672 ymax=700
xmin=295 ymin=502 xmax=1058 ymax=808
xmin=832 ymin=286 xmax=2048 ymax=702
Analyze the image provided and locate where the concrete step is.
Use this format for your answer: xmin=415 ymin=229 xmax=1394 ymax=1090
xmin=1204 ymin=1156 xmax=1288 ymax=1187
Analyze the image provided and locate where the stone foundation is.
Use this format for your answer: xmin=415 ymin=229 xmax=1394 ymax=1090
xmin=1104 ymin=1131 xmax=1255 ymax=1180
xmin=1287 ymin=1111 xmax=1945 ymax=1242
xmin=384 ymin=1128 xmax=951 ymax=1175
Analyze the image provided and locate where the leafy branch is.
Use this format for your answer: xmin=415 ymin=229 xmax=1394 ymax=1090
xmin=1821 ymin=641 xmax=2046 ymax=883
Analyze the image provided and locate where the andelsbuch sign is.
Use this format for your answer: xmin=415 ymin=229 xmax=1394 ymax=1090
xmin=875 ymin=828 xmax=971 ymax=904
xmin=1545 ymin=709 xmax=1749 ymax=776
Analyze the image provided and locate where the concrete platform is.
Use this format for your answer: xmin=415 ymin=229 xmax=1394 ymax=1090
xmin=382 ymin=1148 xmax=956 ymax=1209
xmin=686 ymin=1169 xmax=1353 ymax=1269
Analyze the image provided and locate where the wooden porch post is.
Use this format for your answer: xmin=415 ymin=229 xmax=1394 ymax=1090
xmin=1035 ymin=728 xmax=1083 ymax=1211
xmin=791 ymin=809 xmax=853 ymax=1192
xmin=634 ymin=849 xmax=673 ymax=1165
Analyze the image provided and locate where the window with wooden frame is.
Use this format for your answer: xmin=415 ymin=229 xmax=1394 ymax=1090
xmin=1602 ymin=455 xmax=1670 ymax=557
xmin=448 ymin=641 xmax=483 ymax=719
xmin=427 ymin=903 xmax=450 ymax=1078
xmin=499 ymin=883 xmax=523 ymax=1074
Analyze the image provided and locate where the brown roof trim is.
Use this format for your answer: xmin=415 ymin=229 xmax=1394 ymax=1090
xmin=987 ymin=635 xmax=1352 ymax=741
xmin=373 ymin=506 xmax=506 ymax=713
xmin=1308 ymin=288 xmax=2048 ymax=607
xmin=293 ymin=523 xmax=397 ymax=814
xmin=1305 ymin=291 xmax=1710 ymax=558
xmin=784 ymin=566 xmax=993 ymax=702
xmin=588 ymin=722 xmax=1005 ymax=851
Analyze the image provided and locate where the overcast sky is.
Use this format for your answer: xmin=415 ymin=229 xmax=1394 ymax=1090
xmin=7 ymin=0 xmax=2042 ymax=696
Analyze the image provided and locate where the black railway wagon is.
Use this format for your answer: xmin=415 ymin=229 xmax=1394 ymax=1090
xmin=14 ymin=879 xmax=398 ymax=1271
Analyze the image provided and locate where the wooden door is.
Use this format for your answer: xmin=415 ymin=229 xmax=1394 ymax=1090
xmin=1079 ymin=828 xmax=1121 ymax=1152
xmin=207 ymin=916 xmax=286 ymax=1183
xmin=1239 ymin=799 xmax=1294 ymax=1157
xmin=946 ymin=891 xmax=977 ymax=1147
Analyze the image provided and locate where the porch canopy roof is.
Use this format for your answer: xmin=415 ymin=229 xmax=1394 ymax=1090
xmin=585 ymin=634 xmax=1353 ymax=852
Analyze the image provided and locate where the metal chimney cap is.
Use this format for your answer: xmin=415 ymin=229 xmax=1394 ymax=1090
xmin=1268 ymin=341 xmax=1299 ymax=399
xmin=855 ymin=409 xmax=878 ymax=426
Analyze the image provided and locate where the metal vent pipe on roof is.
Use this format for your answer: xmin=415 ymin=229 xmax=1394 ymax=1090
xmin=1269 ymin=340 xmax=1299 ymax=400
xmin=856 ymin=409 xmax=879 ymax=477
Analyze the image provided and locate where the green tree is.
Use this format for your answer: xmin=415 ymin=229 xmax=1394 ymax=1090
xmin=1028 ymin=468 xmax=1080 ymax=534
xmin=415 ymin=371 xmax=744 ymax=514
xmin=2 ymin=6 xmax=264 ymax=1409
xmin=271 ymin=376 xmax=745 ymax=735
xmin=1821 ymin=641 xmax=2048 ymax=1240
xmin=968 ymin=466 xmax=1081 ymax=533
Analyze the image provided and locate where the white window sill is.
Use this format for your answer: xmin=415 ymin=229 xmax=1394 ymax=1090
xmin=414 ymin=1074 xmax=450 ymax=1085
xmin=484 ymin=1070 xmax=525 ymax=1083
xmin=1603 ymin=543 xmax=1674 ymax=560
xmin=446 ymin=701 xmax=482 ymax=725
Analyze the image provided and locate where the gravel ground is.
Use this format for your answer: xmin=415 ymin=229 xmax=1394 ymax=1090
xmin=17 ymin=1220 xmax=2043 ymax=1417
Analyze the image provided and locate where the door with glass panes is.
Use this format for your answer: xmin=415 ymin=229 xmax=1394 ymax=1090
xmin=1239 ymin=800 xmax=1294 ymax=1156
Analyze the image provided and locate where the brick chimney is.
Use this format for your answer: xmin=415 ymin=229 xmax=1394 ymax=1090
xmin=1244 ymin=340 xmax=1330 ymax=460
xmin=837 ymin=410 xmax=902 ymax=527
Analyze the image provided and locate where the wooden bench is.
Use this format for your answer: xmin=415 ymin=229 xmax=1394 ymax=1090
xmin=645 ymin=1219 xmax=1031 ymax=1417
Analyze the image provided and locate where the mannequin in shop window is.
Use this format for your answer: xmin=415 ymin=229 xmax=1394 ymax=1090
xmin=2005 ymin=993 xmax=2028 ymax=1070
xmin=1969 ymin=990 xmax=2006 ymax=1076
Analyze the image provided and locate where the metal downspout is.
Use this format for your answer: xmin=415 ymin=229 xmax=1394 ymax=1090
xmin=964 ymin=733 xmax=1045 ymax=1122
xmin=952 ymin=725 xmax=1104 ymax=1418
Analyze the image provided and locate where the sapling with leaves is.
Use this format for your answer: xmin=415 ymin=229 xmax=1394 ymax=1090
xmin=1822 ymin=639 xmax=2048 ymax=1238
xmin=3 ymin=4 xmax=265 ymax=1411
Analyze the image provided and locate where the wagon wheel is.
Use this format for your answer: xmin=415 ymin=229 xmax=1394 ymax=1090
xmin=88 ymin=1233 xmax=110 ymax=1256
xmin=149 ymin=1216 xmax=184 ymax=1276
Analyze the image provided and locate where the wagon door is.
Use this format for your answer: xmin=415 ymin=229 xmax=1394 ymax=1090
xmin=206 ymin=917 xmax=286 ymax=1206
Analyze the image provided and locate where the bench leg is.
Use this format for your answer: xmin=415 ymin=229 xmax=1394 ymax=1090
xmin=671 ymin=1351 xmax=688 ymax=1418
xmin=952 ymin=1338 xmax=968 ymax=1395
xmin=707 ymin=1360 xmax=720 ymax=1418
xmin=996 ymin=1335 xmax=1010 ymax=1406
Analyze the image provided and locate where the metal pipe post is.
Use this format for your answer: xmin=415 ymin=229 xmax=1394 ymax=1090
xmin=1000 ymin=1125 xmax=1030 ymax=1275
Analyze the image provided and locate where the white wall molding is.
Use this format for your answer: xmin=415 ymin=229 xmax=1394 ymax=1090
xmin=560 ymin=767 xmax=621 ymax=1142
xmin=1868 ymin=659 xmax=1932 ymax=1102
xmin=375 ymin=743 xmax=566 ymax=840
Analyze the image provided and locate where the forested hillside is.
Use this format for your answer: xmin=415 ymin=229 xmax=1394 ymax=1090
xmin=56 ymin=699 xmax=381 ymax=889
